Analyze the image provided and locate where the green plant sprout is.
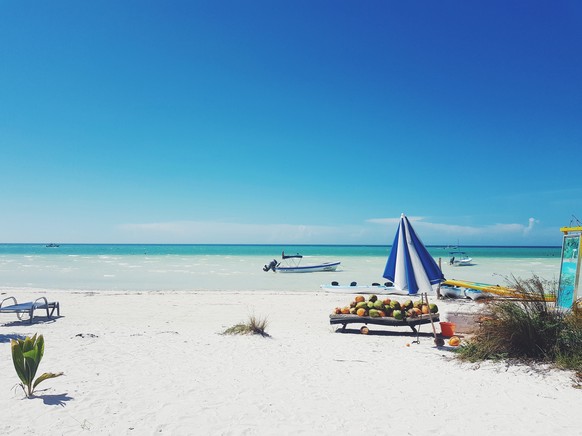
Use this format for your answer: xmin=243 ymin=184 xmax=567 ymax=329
xmin=11 ymin=334 xmax=64 ymax=398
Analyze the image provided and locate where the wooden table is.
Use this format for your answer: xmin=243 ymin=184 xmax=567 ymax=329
xmin=330 ymin=313 xmax=439 ymax=333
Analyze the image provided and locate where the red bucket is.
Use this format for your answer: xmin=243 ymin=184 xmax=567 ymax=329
xmin=440 ymin=322 xmax=456 ymax=337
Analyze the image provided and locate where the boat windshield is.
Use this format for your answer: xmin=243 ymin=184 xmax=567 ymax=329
xmin=282 ymin=251 xmax=303 ymax=259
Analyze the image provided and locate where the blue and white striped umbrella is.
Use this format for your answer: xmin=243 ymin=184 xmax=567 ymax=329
xmin=383 ymin=214 xmax=444 ymax=295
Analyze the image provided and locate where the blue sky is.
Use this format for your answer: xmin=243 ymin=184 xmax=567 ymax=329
xmin=1 ymin=1 xmax=581 ymax=245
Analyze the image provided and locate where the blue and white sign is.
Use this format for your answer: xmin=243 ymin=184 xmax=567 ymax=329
xmin=557 ymin=233 xmax=581 ymax=309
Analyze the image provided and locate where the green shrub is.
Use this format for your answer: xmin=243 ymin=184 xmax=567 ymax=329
xmin=457 ymin=275 xmax=582 ymax=375
xmin=11 ymin=334 xmax=64 ymax=398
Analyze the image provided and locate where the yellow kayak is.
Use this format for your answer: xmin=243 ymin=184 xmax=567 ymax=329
xmin=442 ymin=279 xmax=556 ymax=301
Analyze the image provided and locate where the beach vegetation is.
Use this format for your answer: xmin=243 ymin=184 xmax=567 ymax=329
xmin=11 ymin=334 xmax=64 ymax=398
xmin=222 ymin=315 xmax=270 ymax=337
xmin=456 ymin=275 xmax=582 ymax=378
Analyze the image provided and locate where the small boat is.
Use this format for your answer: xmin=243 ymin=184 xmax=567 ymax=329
xmin=443 ymin=240 xmax=460 ymax=250
xmin=464 ymin=288 xmax=493 ymax=300
xmin=45 ymin=243 xmax=60 ymax=248
xmin=448 ymin=251 xmax=473 ymax=266
xmin=263 ymin=252 xmax=340 ymax=273
xmin=440 ymin=285 xmax=467 ymax=299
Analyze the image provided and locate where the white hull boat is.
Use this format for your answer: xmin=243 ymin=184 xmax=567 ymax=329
xmin=277 ymin=261 xmax=340 ymax=273
xmin=263 ymin=252 xmax=340 ymax=273
xmin=440 ymin=285 xmax=492 ymax=300
xmin=464 ymin=288 xmax=493 ymax=300
xmin=440 ymin=285 xmax=467 ymax=299
xmin=448 ymin=251 xmax=473 ymax=266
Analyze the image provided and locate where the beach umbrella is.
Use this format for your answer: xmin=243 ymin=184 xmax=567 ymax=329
xmin=383 ymin=214 xmax=444 ymax=295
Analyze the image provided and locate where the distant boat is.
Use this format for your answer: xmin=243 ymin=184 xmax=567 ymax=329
xmin=263 ymin=252 xmax=341 ymax=273
xmin=448 ymin=251 xmax=473 ymax=266
xmin=45 ymin=243 xmax=60 ymax=248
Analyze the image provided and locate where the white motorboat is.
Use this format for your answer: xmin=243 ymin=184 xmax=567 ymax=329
xmin=263 ymin=252 xmax=340 ymax=273
xmin=448 ymin=251 xmax=473 ymax=266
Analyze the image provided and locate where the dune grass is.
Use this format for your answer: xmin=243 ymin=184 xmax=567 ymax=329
xmin=222 ymin=315 xmax=270 ymax=337
xmin=456 ymin=275 xmax=582 ymax=380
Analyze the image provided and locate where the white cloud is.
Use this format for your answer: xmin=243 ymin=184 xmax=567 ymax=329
xmin=116 ymin=216 xmax=553 ymax=245
xmin=366 ymin=216 xmax=424 ymax=225
xmin=118 ymin=220 xmax=368 ymax=244
xmin=524 ymin=217 xmax=537 ymax=234
xmin=366 ymin=215 xmax=548 ymax=244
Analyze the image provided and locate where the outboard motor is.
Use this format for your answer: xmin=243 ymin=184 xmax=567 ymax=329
xmin=263 ymin=259 xmax=278 ymax=272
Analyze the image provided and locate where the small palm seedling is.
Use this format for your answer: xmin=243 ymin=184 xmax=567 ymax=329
xmin=11 ymin=334 xmax=64 ymax=398
xmin=222 ymin=315 xmax=270 ymax=337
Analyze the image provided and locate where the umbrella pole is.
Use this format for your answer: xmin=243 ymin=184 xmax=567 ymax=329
xmin=437 ymin=258 xmax=442 ymax=299
xmin=424 ymin=292 xmax=444 ymax=346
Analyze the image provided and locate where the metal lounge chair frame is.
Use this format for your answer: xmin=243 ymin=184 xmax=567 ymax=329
xmin=0 ymin=296 xmax=60 ymax=324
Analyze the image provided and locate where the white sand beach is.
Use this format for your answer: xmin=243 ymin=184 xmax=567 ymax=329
xmin=3 ymin=0 xmax=580 ymax=432
xmin=0 ymin=285 xmax=579 ymax=435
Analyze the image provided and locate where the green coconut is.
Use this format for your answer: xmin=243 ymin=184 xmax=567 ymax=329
xmin=392 ymin=310 xmax=403 ymax=320
xmin=413 ymin=300 xmax=423 ymax=309
xmin=429 ymin=303 xmax=439 ymax=314
xmin=355 ymin=302 xmax=368 ymax=310
xmin=390 ymin=300 xmax=401 ymax=310
xmin=373 ymin=300 xmax=385 ymax=310
xmin=402 ymin=299 xmax=413 ymax=310
xmin=369 ymin=309 xmax=381 ymax=318
xmin=368 ymin=294 xmax=378 ymax=303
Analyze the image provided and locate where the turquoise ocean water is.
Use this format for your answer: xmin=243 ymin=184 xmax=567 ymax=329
xmin=0 ymin=244 xmax=562 ymax=258
xmin=0 ymin=244 xmax=562 ymax=293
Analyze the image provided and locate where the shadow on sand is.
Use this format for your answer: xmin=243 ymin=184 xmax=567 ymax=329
xmin=31 ymin=392 xmax=74 ymax=407
xmin=0 ymin=317 xmax=61 ymax=328
xmin=334 ymin=328 xmax=437 ymax=338
xmin=0 ymin=333 xmax=27 ymax=343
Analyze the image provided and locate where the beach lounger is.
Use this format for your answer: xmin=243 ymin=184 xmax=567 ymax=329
xmin=0 ymin=296 xmax=60 ymax=324
xmin=330 ymin=313 xmax=439 ymax=333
